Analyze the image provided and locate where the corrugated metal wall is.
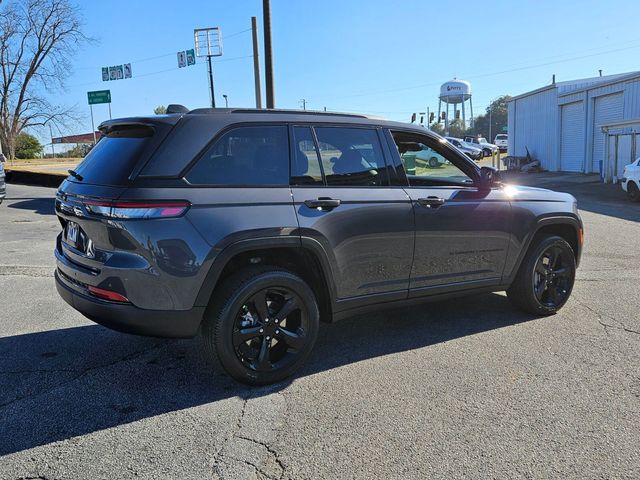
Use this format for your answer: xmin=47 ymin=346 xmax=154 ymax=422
xmin=509 ymin=74 xmax=640 ymax=174
xmin=591 ymin=93 xmax=624 ymax=173
xmin=560 ymin=102 xmax=585 ymax=172
xmin=509 ymin=88 xmax=558 ymax=170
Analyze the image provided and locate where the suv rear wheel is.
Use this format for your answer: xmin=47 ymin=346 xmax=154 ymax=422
xmin=507 ymin=235 xmax=576 ymax=315
xmin=202 ymin=266 xmax=319 ymax=385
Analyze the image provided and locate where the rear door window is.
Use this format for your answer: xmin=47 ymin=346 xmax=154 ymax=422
xmin=186 ymin=125 xmax=289 ymax=186
xmin=313 ymin=127 xmax=389 ymax=186
xmin=73 ymin=126 xmax=154 ymax=186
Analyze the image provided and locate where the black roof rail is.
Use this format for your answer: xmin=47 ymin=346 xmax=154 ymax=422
xmin=187 ymin=107 xmax=370 ymax=119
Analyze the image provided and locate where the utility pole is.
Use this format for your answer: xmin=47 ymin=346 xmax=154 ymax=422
xmin=300 ymin=99 xmax=306 ymax=110
xmin=263 ymin=0 xmax=275 ymax=108
xmin=489 ymin=106 xmax=492 ymax=143
xmin=49 ymin=124 xmax=55 ymax=158
xmin=251 ymin=16 xmax=262 ymax=109
xmin=223 ymin=94 xmax=228 ymax=108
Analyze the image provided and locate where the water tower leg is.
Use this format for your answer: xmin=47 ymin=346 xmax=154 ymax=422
xmin=445 ymin=103 xmax=449 ymax=136
xmin=461 ymin=100 xmax=466 ymax=131
xmin=470 ymin=98 xmax=474 ymax=129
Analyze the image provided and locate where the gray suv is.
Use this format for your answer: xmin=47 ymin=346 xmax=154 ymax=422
xmin=55 ymin=108 xmax=583 ymax=385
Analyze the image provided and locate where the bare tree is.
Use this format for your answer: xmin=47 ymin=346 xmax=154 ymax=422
xmin=0 ymin=0 xmax=89 ymax=160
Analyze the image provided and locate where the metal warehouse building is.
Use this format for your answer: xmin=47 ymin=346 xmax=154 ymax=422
xmin=508 ymin=71 xmax=640 ymax=182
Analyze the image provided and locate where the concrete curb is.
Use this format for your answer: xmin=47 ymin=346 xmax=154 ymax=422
xmin=5 ymin=169 xmax=66 ymax=188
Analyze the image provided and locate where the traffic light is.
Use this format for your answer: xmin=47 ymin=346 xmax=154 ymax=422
xmin=429 ymin=112 xmax=435 ymax=123
xmin=410 ymin=113 xmax=416 ymax=123
xmin=455 ymin=110 xmax=461 ymax=120
xmin=440 ymin=112 xmax=446 ymax=120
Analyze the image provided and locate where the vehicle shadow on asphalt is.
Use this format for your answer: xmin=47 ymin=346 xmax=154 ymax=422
xmin=0 ymin=292 xmax=534 ymax=456
xmin=5 ymin=197 xmax=56 ymax=216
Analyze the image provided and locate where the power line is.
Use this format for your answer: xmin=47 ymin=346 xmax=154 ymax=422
xmin=310 ymin=41 xmax=640 ymax=103
xmin=76 ymin=28 xmax=252 ymax=71
xmin=69 ymin=55 xmax=253 ymax=88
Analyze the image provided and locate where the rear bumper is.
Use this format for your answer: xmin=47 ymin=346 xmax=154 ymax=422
xmin=55 ymin=269 xmax=204 ymax=338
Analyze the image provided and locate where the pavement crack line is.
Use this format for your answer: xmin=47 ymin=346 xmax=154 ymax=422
xmin=573 ymin=296 xmax=640 ymax=337
xmin=0 ymin=341 xmax=168 ymax=409
xmin=212 ymin=387 xmax=287 ymax=480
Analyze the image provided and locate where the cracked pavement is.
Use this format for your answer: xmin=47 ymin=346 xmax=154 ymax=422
xmin=1 ymin=180 xmax=639 ymax=479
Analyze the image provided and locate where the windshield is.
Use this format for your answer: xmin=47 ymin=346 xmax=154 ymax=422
xmin=478 ymin=138 xmax=488 ymax=143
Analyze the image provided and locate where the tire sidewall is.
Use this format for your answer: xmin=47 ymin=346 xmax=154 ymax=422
xmin=211 ymin=270 xmax=319 ymax=385
xmin=526 ymin=237 xmax=576 ymax=314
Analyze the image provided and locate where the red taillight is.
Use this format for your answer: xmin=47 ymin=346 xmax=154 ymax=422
xmin=83 ymin=200 xmax=190 ymax=219
xmin=88 ymin=285 xmax=130 ymax=303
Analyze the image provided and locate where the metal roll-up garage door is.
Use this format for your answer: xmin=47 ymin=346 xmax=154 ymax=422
xmin=560 ymin=101 xmax=585 ymax=172
xmin=592 ymin=93 xmax=623 ymax=173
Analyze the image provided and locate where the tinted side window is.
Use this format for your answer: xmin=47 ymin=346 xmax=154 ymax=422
xmin=186 ymin=126 xmax=289 ymax=185
xmin=314 ymin=127 xmax=388 ymax=186
xmin=291 ymin=126 xmax=323 ymax=185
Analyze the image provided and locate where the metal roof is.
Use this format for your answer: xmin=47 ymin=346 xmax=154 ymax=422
xmin=509 ymin=71 xmax=640 ymax=101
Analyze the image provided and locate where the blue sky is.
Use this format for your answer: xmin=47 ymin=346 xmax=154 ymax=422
xmin=49 ymin=0 xmax=640 ymax=142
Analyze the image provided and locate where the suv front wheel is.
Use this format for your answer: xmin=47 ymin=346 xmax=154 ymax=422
xmin=202 ymin=266 xmax=320 ymax=385
xmin=507 ymin=235 xmax=576 ymax=315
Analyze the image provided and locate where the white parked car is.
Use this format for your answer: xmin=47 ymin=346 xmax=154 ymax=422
xmin=621 ymin=157 xmax=640 ymax=202
xmin=494 ymin=134 xmax=508 ymax=152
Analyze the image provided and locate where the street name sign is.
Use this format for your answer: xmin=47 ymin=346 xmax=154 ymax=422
xmin=87 ymin=90 xmax=111 ymax=105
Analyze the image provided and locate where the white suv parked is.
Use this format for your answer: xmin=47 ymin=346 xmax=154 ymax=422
xmin=621 ymin=157 xmax=640 ymax=202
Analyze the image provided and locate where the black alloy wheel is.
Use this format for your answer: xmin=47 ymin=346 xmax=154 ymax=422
xmin=233 ymin=287 xmax=309 ymax=373
xmin=532 ymin=245 xmax=573 ymax=308
xmin=429 ymin=157 xmax=439 ymax=168
xmin=507 ymin=235 xmax=576 ymax=315
xmin=202 ymin=267 xmax=319 ymax=385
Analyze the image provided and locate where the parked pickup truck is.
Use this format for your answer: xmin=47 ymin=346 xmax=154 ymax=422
xmin=464 ymin=135 xmax=499 ymax=157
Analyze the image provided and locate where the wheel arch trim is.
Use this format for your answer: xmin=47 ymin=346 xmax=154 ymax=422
xmin=194 ymin=236 xmax=338 ymax=308
xmin=505 ymin=214 xmax=583 ymax=283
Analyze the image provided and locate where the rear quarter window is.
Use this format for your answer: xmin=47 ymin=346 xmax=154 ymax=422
xmin=185 ymin=125 xmax=289 ymax=186
xmin=73 ymin=126 xmax=154 ymax=186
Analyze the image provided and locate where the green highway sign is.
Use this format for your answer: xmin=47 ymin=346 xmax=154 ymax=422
xmin=502 ymin=126 xmax=508 ymax=132
xmin=87 ymin=90 xmax=111 ymax=105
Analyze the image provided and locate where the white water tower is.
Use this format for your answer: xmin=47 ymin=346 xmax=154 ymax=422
xmin=438 ymin=79 xmax=473 ymax=135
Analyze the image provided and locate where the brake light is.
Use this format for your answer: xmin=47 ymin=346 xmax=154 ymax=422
xmin=88 ymin=285 xmax=130 ymax=303
xmin=83 ymin=200 xmax=190 ymax=219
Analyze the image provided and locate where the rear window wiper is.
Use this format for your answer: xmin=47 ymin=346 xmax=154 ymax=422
xmin=68 ymin=169 xmax=83 ymax=181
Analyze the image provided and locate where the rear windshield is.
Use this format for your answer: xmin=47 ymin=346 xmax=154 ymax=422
xmin=72 ymin=127 xmax=153 ymax=186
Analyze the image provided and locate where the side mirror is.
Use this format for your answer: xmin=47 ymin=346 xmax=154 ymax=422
xmin=479 ymin=166 xmax=502 ymax=189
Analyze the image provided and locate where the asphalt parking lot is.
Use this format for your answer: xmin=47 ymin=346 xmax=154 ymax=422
xmin=1 ymin=177 xmax=639 ymax=480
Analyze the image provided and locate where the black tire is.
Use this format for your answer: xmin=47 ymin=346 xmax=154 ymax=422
xmin=428 ymin=157 xmax=439 ymax=168
xmin=507 ymin=235 xmax=576 ymax=316
xmin=627 ymin=182 xmax=640 ymax=202
xmin=202 ymin=266 xmax=319 ymax=385
xmin=483 ymin=148 xmax=492 ymax=157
